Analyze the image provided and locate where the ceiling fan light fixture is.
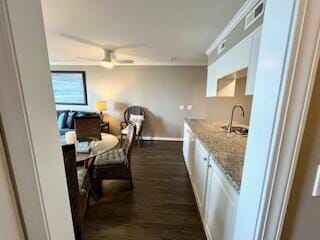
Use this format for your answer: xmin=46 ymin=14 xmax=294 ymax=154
xmin=100 ymin=60 xmax=114 ymax=69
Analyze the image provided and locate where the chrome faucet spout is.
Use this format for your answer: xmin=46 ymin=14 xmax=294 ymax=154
xmin=228 ymin=104 xmax=245 ymax=133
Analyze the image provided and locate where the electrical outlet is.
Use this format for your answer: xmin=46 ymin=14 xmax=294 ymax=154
xmin=179 ymin=105 xmax=185 ymax=110
xmin=187 ymin=105 xmax=192 ymax=110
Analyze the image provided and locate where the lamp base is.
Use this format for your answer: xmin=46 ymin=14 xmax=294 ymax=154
xmin=99 ymin=111 xmax=104 ymax=123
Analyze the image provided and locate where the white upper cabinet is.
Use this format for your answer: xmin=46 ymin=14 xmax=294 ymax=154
xmin=246 ymin=29 xmax=262 ymax=95
xmin=206 ymin=63 xmax=219 ymax=97
xmin=206 ymin=28 xmax=262 ymax=97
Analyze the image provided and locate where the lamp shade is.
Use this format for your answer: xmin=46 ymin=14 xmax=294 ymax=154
xmin=95 ymin=101 xmax=107 ymax=111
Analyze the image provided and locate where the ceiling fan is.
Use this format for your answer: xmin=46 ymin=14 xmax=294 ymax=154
xmin=60 ymin=32 xmax=139 ymax=69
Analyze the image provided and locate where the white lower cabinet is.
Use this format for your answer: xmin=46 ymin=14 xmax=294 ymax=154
xmin=183 ymin=123 xmax=239 ymax=240
xmin=192 ymin=139 xmax=209 ymax=219
xmin=204 ymin=156 xmax=239 ymax=240
xmin=183 ymin=123 xmax=195 ymax=177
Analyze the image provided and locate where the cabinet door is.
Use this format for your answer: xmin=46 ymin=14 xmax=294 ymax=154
xmin=183 ymin=126 xmax=190 ymax=163
xmin=183 ymin=125 xmax=195 ymax=177
xmin=246 ymin=29 xmax=262 ymax=95
xmin=204 ymin=157 xmax=239 ymax=240
xmin=206 ymin=62 xmax=219 ymax=97
xmin=192 ymin=139 xmax=209 ymax=218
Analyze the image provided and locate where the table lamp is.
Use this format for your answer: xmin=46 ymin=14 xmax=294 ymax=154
xmin=95 ymin=100 xmax=107 ymax=122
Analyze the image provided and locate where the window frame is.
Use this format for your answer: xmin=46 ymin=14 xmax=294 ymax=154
xmin=51 ymin=70 xmax=88 ymax=105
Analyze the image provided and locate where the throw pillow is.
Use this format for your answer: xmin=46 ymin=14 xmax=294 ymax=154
xmin=129 ymin=114 xmax=144 ymax=122
xmin=129 ymin=114 xmax=144 ymax=133
xmin=57 ymin=112 xmax=67 ymax=129
xmin=65 ymin=111 xmax=78 ymax=129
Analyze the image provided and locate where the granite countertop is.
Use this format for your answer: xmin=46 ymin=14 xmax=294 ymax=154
xmin=186 ymin=119 xmax=248 ymax=193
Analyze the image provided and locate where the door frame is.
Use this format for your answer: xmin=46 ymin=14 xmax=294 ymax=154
xmin=1 ymin=0 xmax=320 ymax=239
xmin=0 ymin=123 xmax=25 ymax=239
xmin=234 ymin=0 xmax=320 ymax=239
xmin=0 ymin=0 xmax=74 ymax=239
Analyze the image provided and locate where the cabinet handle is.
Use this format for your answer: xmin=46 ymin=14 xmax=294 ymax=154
xmin=208 ymin=164 xmax=212 ymax=168
xmin=204 ymin=157 xmax=207 ymax=161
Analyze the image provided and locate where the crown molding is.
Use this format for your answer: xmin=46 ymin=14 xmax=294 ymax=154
xmin=49 ymin=61 xmax=207 ymax=67
xmin=206 ymin=0 xmax=261 ymax=56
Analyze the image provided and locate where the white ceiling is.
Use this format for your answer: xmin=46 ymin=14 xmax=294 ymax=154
xmin=42 ymin=0 xmax=246 ymax=66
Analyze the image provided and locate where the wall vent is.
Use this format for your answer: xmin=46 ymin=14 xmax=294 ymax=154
xmin=245 ymin=1 xmax=264 ymax=30
xmin=217 ymin=39 xmax=227 ymax=55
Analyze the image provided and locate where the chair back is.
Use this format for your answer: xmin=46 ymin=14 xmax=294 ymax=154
xmin=74 ymin=116 xmax=101 ymax=142
xmin=123 ymin=123 xmax=136 ymax=165
xmin=124 ymin=106 xmax=145 ymax=123
xmin=62 ymin=144 xmax=81 ymax=239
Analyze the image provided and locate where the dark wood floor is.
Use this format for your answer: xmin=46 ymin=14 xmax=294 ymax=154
xmin=82 ymin=141 xmax=206 ymax=240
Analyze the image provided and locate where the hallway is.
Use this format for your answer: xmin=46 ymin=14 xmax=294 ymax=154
xmin=82 ymin=141 xmax=206 ymax=240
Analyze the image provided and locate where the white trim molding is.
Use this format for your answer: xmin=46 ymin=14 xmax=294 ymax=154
xmin=142 ymin=136 xmax=183 ymax=141
xmin=234 ymin=0 xmax=320 ymax=239
xmin=206 ymin=0 xmax=261 ymax=55
xmin=0 ymin=0 xmax=75 ymax=239
xmin=257 ymin=0 xmax=320 ymax=239
xmin=49 ymin=61 xmax=207 ymax=67
xmin=118 ymin=136 xmax=183 ymax=142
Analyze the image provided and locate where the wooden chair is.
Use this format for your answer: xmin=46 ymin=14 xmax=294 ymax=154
xmin=62 ymin=144 xmax=92 ymax=240
xmin=120 ymin=106 xmax=145 ymax=147
xmin=92 ymin=124 xmax=136 ymax=196
xmin=74 ymin=116 xmax=101 ymax=142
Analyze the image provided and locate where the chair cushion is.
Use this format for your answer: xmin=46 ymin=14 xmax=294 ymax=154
xmin=77 ymin=168 xmax=88 ymax=190
xmin=94 ymin=148 xmax=127 ymax=166
xmin=75 ymin=141 xmax=91 ymax=154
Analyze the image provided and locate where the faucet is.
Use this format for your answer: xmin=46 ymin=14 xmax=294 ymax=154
xmin=228 ymin=104 xmax=245 ymax=133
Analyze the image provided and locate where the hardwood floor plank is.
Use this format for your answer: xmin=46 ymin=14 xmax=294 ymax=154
xmin=82 ymin=141 xmax=206 ymax=240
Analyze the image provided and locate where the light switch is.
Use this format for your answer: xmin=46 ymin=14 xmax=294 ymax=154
xmin=179 ymin=105 xmax=185 ymax=110
xmin=312 ymin=165 xmax=320 ymax=197
xmin=187 ymin=105 xmax=193 ymax=110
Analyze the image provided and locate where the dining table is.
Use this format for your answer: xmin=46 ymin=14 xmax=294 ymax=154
xmin=60 ymin=133 xmax=119 ymax=164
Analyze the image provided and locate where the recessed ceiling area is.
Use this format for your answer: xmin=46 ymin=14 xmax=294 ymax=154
xmin=41 ymin=0 xmax=246 ymax=66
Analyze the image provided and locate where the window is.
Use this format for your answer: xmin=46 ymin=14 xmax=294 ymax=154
xmin=51 ymin=71 xmax=88 ymax=105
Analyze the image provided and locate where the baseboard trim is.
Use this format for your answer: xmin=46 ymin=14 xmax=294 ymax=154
xmin=117 ymin=135 xmax=183 ymax=141
xmin=142 ymin=136 xmax=183 ymax=141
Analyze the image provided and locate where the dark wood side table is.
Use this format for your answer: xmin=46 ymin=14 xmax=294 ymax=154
xmin=100 ymin=121 xmax=110 ymax=133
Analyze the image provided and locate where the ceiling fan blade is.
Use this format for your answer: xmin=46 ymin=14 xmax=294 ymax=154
xmin=61 ymin=32 xmax=104 ymax=48
xmin=112 ymin=43 xmax=146 ymax=51
xmin=75 ymin=56 xmax=100 ymax=61
xmin=112 ymin=59 xmax=134 ymax=64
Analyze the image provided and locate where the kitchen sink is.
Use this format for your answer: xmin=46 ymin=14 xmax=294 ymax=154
xmin=221 ymin=126 xmax=249 ymax=136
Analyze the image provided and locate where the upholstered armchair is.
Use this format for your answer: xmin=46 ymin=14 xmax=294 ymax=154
xmin=62 ymin=144 xmax=92 ymax=240
xmin=92 ymin=124 xmax=136 ymax=196
xmin=120 ymin=106 xmax=145 ymax=147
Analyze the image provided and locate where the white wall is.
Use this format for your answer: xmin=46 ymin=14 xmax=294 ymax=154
xmin=52 ymin=65 xmax=253 ymax=138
